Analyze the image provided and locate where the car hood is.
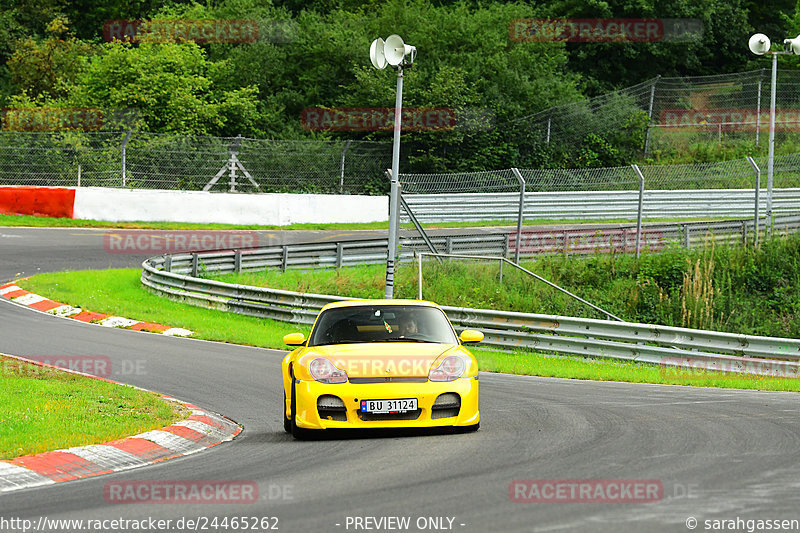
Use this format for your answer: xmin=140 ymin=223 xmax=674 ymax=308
xmin=304 ymin=343 xmax=456 ymax=378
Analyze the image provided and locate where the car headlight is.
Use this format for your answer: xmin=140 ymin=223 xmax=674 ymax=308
xmin=308 ymin=357 xmax=348 ymax=384
xmin=428 ymin=355 xmax=466 ymax=382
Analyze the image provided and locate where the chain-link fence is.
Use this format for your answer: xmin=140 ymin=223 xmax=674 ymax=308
xmin=399 ymin=152 xmax=800 ymax=226
xmin=514 ymin=69 xmax=800 ymax=166
xmin=645 ymin=69 xmax=800 ymax=157
xmin=0 ymin=132 xmax=391 ymax=195
xmin=401 ymin=153 xmax=800 ymax=194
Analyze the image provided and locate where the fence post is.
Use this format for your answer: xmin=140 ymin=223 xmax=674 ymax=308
xmin=339 ymin=139 xmax=352 ymax=193
xmin=281 ymin=246 xmax=289 ymax=271
xmin=336 ymin=242 xmax=344 ymax=269
xmin=546 ymin=115 xmax=551 ymax=144
xmin=643 ymin=75 xmax=659 ymax=157
xmin=191 ymin=253 xmax=199 ymax=277
xmin=510 ymin=168 xmax=526 ymax=264
xmin=756 ymin=72 xmax=763 ymax=146
xmin=746 ymin=156 xmax=760 ymax=248
xmin=631 ymin=164 xmax=645 ymax=258
xmin=121 ymin=131 xmax=132 ymax=187
xmin=234 ymin=250 xmax=242 ymax=273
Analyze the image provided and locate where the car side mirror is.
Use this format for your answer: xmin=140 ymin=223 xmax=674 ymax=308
xmin=459 ymin=330 xmax=484 ymax=343
xmin=283 ymin=333 xmax=306 ymax=346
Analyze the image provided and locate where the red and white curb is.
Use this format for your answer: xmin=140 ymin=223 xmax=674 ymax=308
xmin=0 ymin=356 xmax=242 ymax=493
xmin=0 ymin=282 xmax=193 ymax=336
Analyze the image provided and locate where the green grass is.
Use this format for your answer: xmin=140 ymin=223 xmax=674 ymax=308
xmin=15 ymin=268 xmax=800 ymax=394
xmin=0 ymin=355 xmax=184 ymax=460
xmin=0 ymin=213 xmax=734 ymax=231
xmin=0 ymin=213 xmax=389 ymax=231
xmin=19 ymin=269 xmax=309 ymax=348
xmin=475 ymin=349 xmax=800 ymax=392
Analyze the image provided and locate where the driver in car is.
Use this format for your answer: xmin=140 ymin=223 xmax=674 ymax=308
xmin=399 ymin=315 xmax=418 ymax=337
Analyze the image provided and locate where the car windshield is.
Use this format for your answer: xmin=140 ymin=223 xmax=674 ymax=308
xmin=308 ymin=305 xmax=459 ymax=346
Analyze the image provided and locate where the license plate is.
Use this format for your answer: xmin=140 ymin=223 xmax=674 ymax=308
xmin=360 ymin=398 xmax=418 ymax=414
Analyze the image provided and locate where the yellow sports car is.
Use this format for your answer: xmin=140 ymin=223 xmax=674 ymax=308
xmin=282 ymin=299 xmax=483 ymax=438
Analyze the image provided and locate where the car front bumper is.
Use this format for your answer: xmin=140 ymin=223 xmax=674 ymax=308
xmin=291 ymin=375 xmax=479 ymax=430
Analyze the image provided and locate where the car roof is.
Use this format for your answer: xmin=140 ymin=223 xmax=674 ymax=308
xmin=319 ymin=299 xmax=442 ymax=311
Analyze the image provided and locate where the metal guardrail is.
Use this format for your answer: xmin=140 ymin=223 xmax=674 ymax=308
xmin=141 ymin=232 xmax=800 ymax=377
xmin=401 ymin=188 xmax=800 ymax=223
xmin=149 ymin=216 xmax=800 ymax=278
xmin=402 ymin=216 xmax=800 ymax=256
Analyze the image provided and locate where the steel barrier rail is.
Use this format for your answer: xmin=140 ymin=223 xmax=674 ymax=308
xmin=141 ymin=242 xmax=800 ymax=376
xmin=439 ymin=306 xmax=800 ymax=361
xmin=153 ymin=217 xmax=800 ymax=278
xmin=401 ymin=189 xmax=800 ymax=223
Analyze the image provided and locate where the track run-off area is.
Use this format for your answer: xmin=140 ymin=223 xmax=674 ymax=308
xmin=1 ymin=226 xmax=800 ymax=533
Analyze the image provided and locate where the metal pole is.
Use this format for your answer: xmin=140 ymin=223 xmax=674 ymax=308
xmin=643 ymin=76 xmax=659 ymax=157
xmin=385 ymin=67 xmax=404 ymax=299
xmin=546 ymin=116 xmax=551 ymax=144
xmin=756 ymin=73 xmax=762 ymax=145
xmin=747 ymin=156 xmax=761 ymax=248
xmin=767 ymin=53 xmax=776 ymax=237
xmin=510 ymin=168 xmax=526 ymax=264
xmin=631 ymin=164 xmax=645 ymax=258
xmin=417 ymin=252 xmax=423 ymax=300
xmin=121 ymin=131 xmax=132 ymax=187
xmin=339 ymin=139 xmax=352 ymax=194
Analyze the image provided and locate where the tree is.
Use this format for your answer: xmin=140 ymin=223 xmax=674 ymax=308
xmin=7 ymin=16 xmax=94 ymax=102
xmin=65 ymin=40 xmax=262 ymax=136
xmin=540 ymin=0 xmax=758 ymax=95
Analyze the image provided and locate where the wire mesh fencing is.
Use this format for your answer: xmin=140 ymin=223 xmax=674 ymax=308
xmin=513 ymin=69 xmax=800 ymax=166
xmin=0 ymin=132 xmax=392 ymax=194
xmin=399 ymin=154 xmax=800 ymax=225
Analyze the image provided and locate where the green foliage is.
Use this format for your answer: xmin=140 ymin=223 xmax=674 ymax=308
xmin=3 ymin=0 xmax=800 ymax=168
xmin=63 ymin=41 xmax=263 ymax=135
xmin=7 ymin=16 xmax=95 ymax=101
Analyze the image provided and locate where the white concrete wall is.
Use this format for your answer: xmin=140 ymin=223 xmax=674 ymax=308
xmin=72 ymin=188 xmax=388 ymax=225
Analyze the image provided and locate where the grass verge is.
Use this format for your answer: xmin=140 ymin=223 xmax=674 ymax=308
xmin=15 ymin=269 xmax=800 ymax=394
xmin=0 ymin=213 xmax=730 ymax=231
xmin=0 ymin=354 xmax=184 ymax=460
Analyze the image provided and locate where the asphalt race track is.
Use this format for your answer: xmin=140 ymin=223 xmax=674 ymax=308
xmin=2 ymin=227 xmax=800 ymax=533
